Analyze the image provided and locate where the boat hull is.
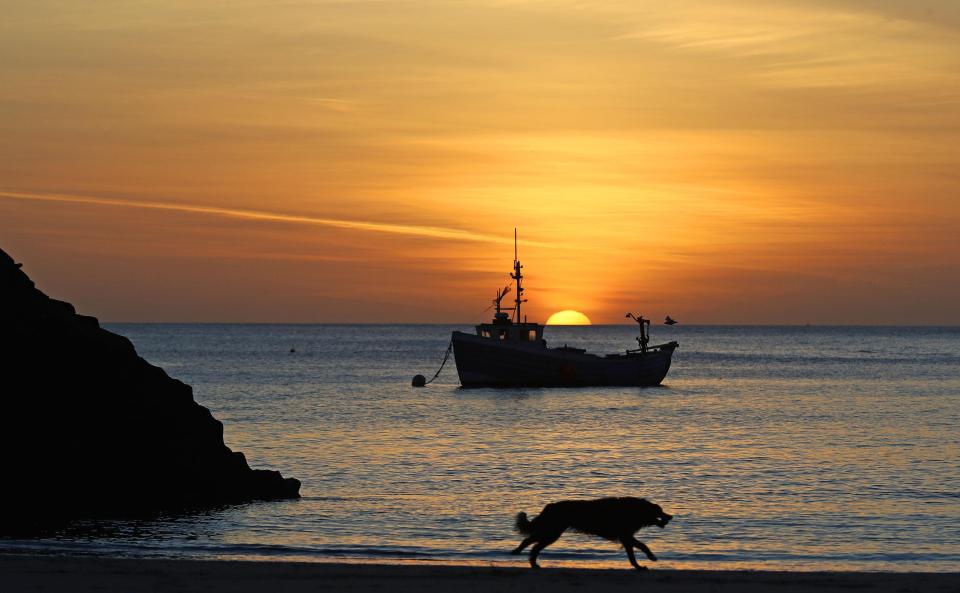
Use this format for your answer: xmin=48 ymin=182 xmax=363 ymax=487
xmin=452 ymin=331 xmax=677 ymax=388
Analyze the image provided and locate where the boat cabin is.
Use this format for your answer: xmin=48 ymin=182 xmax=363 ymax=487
xmin=475 ymin=312 xmax=544 ymax=344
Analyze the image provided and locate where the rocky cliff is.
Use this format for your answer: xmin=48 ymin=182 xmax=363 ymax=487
xmin=0 ymin=248 xmax=299 ymax=529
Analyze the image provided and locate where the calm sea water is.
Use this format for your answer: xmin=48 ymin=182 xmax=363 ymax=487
xmin=3 ymin=324 xmax=959 ymax=571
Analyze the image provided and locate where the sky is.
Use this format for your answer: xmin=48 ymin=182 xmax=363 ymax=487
xmin=1 ymin=0 xmax=958 ymax=324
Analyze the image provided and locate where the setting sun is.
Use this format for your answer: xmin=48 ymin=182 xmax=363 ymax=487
xmin=545 ymin=310 xmax=592 ymax=326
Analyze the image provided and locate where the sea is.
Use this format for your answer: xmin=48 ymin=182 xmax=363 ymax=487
xmin=2 ymin=324 xmax=958 ymax=571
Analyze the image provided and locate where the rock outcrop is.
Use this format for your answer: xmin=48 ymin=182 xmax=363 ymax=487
xmin=0 ymin=248 xmax=299 ymax=529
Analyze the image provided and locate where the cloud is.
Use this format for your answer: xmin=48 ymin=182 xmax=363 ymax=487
xmin=0 ymin=189 xmax=539 ymax=246
xmin=620 ymin=2 xmax=960 ymax=89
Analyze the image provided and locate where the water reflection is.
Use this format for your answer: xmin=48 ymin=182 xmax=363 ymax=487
xmin=2 ymin=324 xmax=956 ymax=572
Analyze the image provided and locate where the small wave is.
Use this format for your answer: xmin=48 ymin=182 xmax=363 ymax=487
xmin=3 ymin=539 xmax=958 ymax=571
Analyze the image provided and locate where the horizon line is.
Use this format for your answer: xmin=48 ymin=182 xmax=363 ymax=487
xmin=99 ymin=321 xmax=960 ymax=328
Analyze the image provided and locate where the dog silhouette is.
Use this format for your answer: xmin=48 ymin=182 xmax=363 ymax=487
xmin=512 ymin=497 xmax=672 ymax=570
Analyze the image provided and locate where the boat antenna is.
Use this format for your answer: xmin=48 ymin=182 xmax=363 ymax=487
xmin=511 ymin=228 xmax=526 ymax=322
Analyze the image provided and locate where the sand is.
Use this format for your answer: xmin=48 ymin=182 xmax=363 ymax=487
xmin=2 ymin=555 xmax=959 ymax=593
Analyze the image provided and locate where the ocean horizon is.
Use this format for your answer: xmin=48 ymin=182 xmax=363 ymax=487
xmin=96 ymin=322 xmax=960 ymax=327
xmin=2 ymin=323 xmax=957 ymax=572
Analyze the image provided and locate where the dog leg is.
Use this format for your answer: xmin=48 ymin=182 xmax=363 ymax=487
xmin=511 ymin=537 xmax=535 ymax=555
xmin=621 ymin=538 xmax=648 ymax=571
xmin=528 ymin=535 xmax=560 ymax=569
xmin=631 ymin=537 xmax=657 ymax=562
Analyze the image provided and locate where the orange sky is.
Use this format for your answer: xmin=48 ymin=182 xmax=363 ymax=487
xmin=2 ymin=0 xmax=958 ymax=323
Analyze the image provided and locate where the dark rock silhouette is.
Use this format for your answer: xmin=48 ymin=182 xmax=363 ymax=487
xmin=0 ymin=248 xmax=299 ymax=530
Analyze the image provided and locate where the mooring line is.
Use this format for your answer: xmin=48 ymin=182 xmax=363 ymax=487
xmin=423 ymin=340 xmax=454 ymax=385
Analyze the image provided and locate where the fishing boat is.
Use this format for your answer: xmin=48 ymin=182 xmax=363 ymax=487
xmin=451 ymin=232 xmax=678 ymax=388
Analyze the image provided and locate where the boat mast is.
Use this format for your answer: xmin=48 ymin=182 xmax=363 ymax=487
xmin=511 ymin=228 xmax=526 ymax=323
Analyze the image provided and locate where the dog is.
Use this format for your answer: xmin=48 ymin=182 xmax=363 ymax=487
xmin=511 ymin=497 xmax=672 ymax=570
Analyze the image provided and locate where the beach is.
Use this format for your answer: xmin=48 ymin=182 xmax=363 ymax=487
xmin=3 ymin=555 xmax=959 ymax=593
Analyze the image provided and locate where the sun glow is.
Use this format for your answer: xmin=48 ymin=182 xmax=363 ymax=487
xmin=1 ymin=1 xmax=958 ymax=324
xmin=546 ymin=310 xmax=592 ymax=326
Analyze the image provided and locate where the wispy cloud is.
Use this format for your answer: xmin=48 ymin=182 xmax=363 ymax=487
xmin=0 ymin=190 xmax=535 ymax=246
xmin=621 ymin=3 xmax=960 ymax=89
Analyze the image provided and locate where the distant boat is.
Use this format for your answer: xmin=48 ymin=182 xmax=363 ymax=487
xmin=451 ymin=231 xmax=678 ymax=387
xmin=665 ymin=316 xmax=677 ymax=325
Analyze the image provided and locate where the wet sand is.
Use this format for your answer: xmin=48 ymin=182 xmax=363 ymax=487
xmin=2 ymin=555 xmax=958 ymax=593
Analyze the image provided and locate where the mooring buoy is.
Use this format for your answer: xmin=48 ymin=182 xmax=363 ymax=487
xmin=411 ymin=374 xmax=426 ymax=387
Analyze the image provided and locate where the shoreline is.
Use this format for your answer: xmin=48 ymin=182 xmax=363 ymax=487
xmin=3 ymin=554 xmax=958 ymax=593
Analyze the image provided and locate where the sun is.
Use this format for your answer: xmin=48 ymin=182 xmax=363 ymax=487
xmin=546 ymin=310 xmax=592 ymax=325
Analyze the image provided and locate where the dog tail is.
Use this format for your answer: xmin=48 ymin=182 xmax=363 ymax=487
xmin=515 ymin=512 xmax=533 ymax=534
